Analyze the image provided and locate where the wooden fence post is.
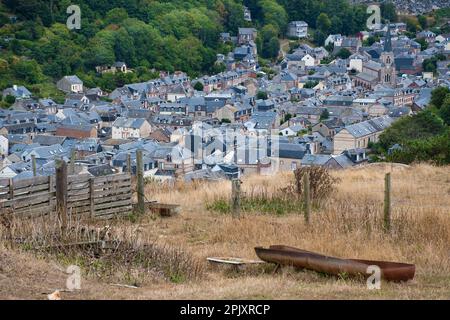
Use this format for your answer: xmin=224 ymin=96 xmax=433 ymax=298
xmin=69 ymin=149 xmax=76 ymax=175
xmin=384 ymin=172 xmax=391 ymax=232
xmin=89 ymin=178 xmax=95 ymax=218
xmin=31 ymin=155 xmax=37 ymax=177
xmin=55 ymin=159 xmax=68 ymax=237
xmin=48 ymin=176 xmax=54 ymax=213
xmin=231 ymin=179 xmax=241 ymax=218
xmin=303 ymin=172 xmax=311 ymax=224
xmin=136 ymin=150 xmax=145 ymax=215
xmin=127 ymin=153 xmax=132 ymax=174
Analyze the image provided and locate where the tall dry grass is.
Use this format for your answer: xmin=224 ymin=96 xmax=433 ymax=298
xmin=144 ymin=163 xmax=450 ymax=281
xmin=1 ymin=163 xmax=449 ymax=299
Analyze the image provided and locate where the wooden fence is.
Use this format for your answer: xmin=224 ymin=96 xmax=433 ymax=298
xmin=0 ymin=171 xmax=133 ymax=220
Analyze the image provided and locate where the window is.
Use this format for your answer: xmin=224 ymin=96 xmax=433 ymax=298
xmin=291 ymin=162 xmax=297 ymax=170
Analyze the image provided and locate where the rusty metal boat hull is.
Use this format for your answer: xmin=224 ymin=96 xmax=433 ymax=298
xmin=255 ymin=245 xmax=415 ymax=282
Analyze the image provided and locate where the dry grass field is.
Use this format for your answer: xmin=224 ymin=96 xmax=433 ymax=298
xmin=1 ymin=163 xmax=449 ymax=299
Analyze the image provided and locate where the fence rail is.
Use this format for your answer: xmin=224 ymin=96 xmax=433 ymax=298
xmin=0 ymin=172 xmax=133 ymax=220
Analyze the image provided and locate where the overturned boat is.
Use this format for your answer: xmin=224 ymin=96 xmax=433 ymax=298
xmin=255 ymin=245 xmax=415 ymax=282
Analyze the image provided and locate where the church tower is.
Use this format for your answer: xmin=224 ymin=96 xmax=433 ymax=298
xmin=380 ymin=24 xmax=396 ymax=86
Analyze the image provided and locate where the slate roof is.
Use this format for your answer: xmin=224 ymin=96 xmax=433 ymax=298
xmin=33 ymin=135 xmax=67 ymax=146
xmin=344 ymin=116 xmax=394 ymax=138
xmin=278 ymin=143 xmax=307 ymax=159
xmin=113 ymin=117 xmax=147 ymax=129
xmin=63 ymin=75 xmax=83 ymax=84
xmin=3 ymin=86 xmax=32 ymax=98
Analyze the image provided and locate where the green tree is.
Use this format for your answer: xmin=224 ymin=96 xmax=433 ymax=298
xmin=264 ymin=37 xmax=280 ymax=59
xmin=283 ymin=113 xmax=293 ymax=123
xmin=439 ymin=95 xmax=450 ymax=126
xmin=430 ymin=86 xmax=450 ymax=108
xmin=388 ymin=129 xmax=450 ymax=165
xmin=314 ymin=30 xmax=326 ymax=46
xmin=304 ymin=80 xmax=318 ymax=89
xmin=105 ymin=8 xmax=129 ymax=25
xmin=416 ymin=38 xmax=428 ymax=51
xmin=336 ymin=48 xmax=351 ymax=59
xmin=5 ymin=95 xmax=16 ymax=105
xmin=418 ymin=15 xmax=428 ymax=29
xmin=320 ymin=109 xmax=329 ymax=120
xmin=259 ymin=0 xmax=288 ymax=34
xmin=316 ymin=13 xmax=331 ymax=33
xmin=259 ymin=24 xmax=280 ymax=60
xmin=211 ymin=62 xmax=226 ymax=75
xmin=12 ymin=60 xmax=43 ymax=84
xmin=378 ymin=110 xmax=446 ymax=150
xmin=257 ymin=91 xmax=268 ymax=100
xmin=380 ymin=1 xmax=398 ymax=22
xmin=193 ymin=81 xmax=204 ymax=91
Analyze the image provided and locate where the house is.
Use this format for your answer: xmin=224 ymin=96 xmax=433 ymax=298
xmin=2 ymin=85 xmax=32 ymax=99
xmin=238 ymin=28 xmax=257 ymax=45
xmin=416 ymin=30 xmax=436 ymax=44
xmin=287 ymin=21 xmax=308 ymax=39
xmin=367 ymin=102 xmax=389 ymax=117
xmin=220 ymin=32 xmax=231 ymax=42
xmin=337 ymin=37 xmax=362 ymax=53
xmin=56 ymin=123 xmax=97 ymax=139
xmin=243 ymin=6 xmax=252 ymax=22
xmin=301 ymin=54 xmax=316 ymax=67
xmin=57 ymin=75 xmax=83 ymax=93
xmin=301 ymin=154 xmax=350 ymax=169
xmin=166 ymin=84 xmax=188 ymax=102
xmin=333 ymin=116 xmax=394 ymax=155
xmin=0 ymin=135 xmax=8 ymax=156
xmin=0 ymin=162 xmax=31 ymax=179
xmin=436 ymin=34 xmax=450 ymax=43
xmin=296 ymin=107 xmax=322 ymax=124
xmin=96 ymin=62 xmax=128 ymax=74
xmin=280 ymin=125 xmax=303 ymax=137
xmin=22 ymin=144 xmax=67 ymax=161
xmin=323 ymin=95 xmax=353 ymax=107
xmin=276 ymin=143 xmax=308 ymax=171
xmin=112 ymin=117 xmax=152 ymax=140
xmin=325 ymin=34 xmax=344 ymax=47
xmin=245 ymin=112 xmax=279 ymax=134
xmin=312 ymin=118 xmax=344 ymax=138
xmin=32 ymin=135 xmax=67 ymax=146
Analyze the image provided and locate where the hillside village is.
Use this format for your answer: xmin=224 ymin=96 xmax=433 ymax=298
xmin=0 ymin=22 xmax=449 ymax=182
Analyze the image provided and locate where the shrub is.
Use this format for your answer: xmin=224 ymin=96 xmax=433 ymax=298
xmin=282 ymin=166 xmax=340 ymax=201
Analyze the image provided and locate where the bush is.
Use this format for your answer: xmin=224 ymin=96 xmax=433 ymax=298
xmin=4 ymin=95 xmax=16 ymax=105
xmin=282 ymin=166 xmax=340 ymax=201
